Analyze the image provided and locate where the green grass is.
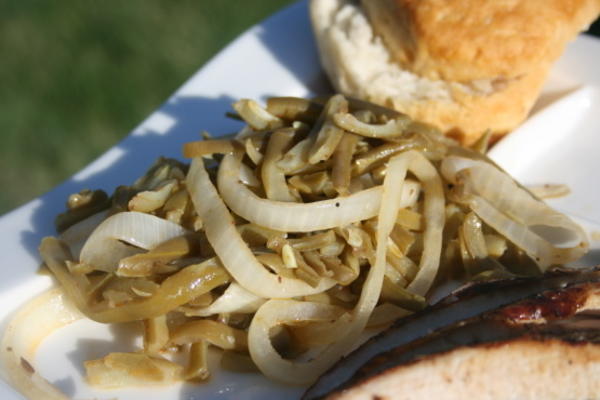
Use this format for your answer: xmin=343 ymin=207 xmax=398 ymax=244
xmin=0 ymin=0 xmax=294 ymax=215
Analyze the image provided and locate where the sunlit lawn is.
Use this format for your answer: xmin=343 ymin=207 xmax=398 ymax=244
xmin=0 ymin=0 xmax=293 ymax=214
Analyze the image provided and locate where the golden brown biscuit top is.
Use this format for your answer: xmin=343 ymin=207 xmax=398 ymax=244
xmin=363 ymin=0 xmax=600 ymax=81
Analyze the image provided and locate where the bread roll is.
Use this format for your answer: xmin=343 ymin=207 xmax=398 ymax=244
xmin=310 ymin=0 xmax=600 ymax=145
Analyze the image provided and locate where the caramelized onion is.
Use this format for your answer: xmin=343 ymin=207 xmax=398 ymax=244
xmin=217 ymin=154 xmax=420 ymax=232
xmin=187 ymin=157 xmax=337 ymax=297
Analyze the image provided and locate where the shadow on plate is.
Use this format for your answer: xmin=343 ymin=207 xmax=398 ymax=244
xmin=50 ymin=321 xmax=141 ymax=397
xmin=176 ymin=348 xmax=304 ymax=400
xmin=18 ymin=94 xmax=242 ymax=265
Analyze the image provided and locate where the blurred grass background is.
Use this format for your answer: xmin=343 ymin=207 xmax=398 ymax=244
xmin=0 ymin=1 xmax=598 ymax=216
xmin=0 ymin=0 xmax=294 ymax=215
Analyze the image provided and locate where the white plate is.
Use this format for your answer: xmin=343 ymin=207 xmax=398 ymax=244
xmin=487 ymin=34 xmax=600 ymax=266
xmin=0 ymin=1 xmax=599 ymax=398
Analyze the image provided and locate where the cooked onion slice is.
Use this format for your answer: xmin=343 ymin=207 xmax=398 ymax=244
xmin=58 ymin=210 xmax=107 ymax=259
xmin=217 ymin=154 xmax=420 ymax=232
xmin=248 ymin=300 xmax=351 ymax=384
xmin=187 ymin=157 xmax=337 ymax=298
xmin=401 ymin=151 xmax=445 ymax=296
xmin=441 ymin=156 xmax=588 ymax=269
xmin=247 ymin=152 xmax=414 ymax=384
xmin=1 ymin=288 xmax=82 ymax=400
xmin=79 ymin=211 xmax=187 ymax=272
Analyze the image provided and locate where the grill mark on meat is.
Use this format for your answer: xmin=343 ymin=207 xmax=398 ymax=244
xmin=303 ymin=267 xmax=600 ymax=400
xmin=497 ymin=284 xmax=589 ymax=322
xmin=330 ymin=314 xmax=600 ymax=398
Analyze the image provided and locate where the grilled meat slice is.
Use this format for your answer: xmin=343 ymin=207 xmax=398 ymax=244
xmin=326 ymin=314 xmax=600 ymax=400
xmin=304 ymin=267 xmax=600 ymax=400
